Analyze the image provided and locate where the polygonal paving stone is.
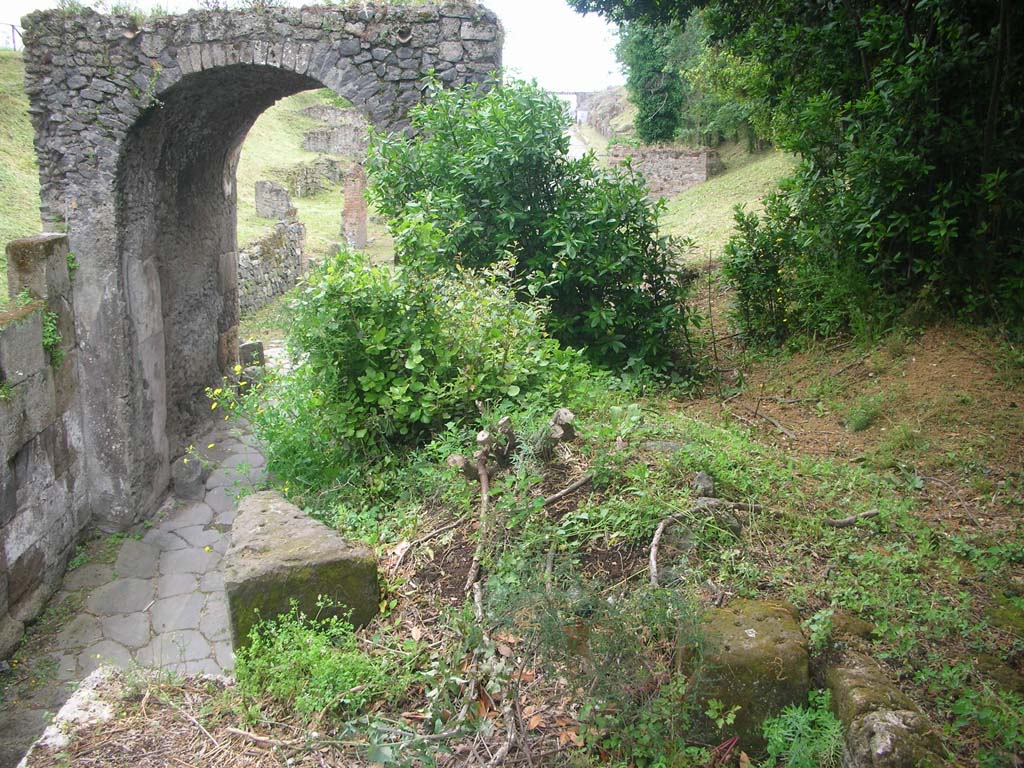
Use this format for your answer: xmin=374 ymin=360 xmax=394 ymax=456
xmin=101 ymin=612 xmax=151 ymax=649
xmin=85 ymin=578 xmax=155 ymax=616
xmin=136 ymin=630 xmax=211 ymax=666
xmin=159 ymin=547 xmax=220 ymax=575
xmin=114 ymin=538 xmax=160 ymax=578
xmin=54 ymin=653 xmax=78 ymax=681
xmin=61 ymin=563 xmax=115 ymax=592
xmin=160 ymin=502 xmax=214 ymax=531
xmin=213 ymin=642 xmax=234 ymax=671
xmin=204 ymin=486 xmax=237 ymax=515
xmin=198 ymin=571 xmax=225 ymax=594
xmin=206 ymin=463 xmax=268 ymax=490
xmin=175 ymin=525 xmax=223 ymax=549
xmin=199 ymin=597 xmax=230 ymax=642
xmin=55 ymin=614 xmax=102 ymax=650
xmin=221 ymin=452 xmax=266 ymax=470
xmin=79 ymin=639 xmax=132 ymax=674
xmin=156 ymin=573 xmax=199 ymax=598
xmin=151 ymin=593 xmax=206 ymax=633
xmin=142 ymin=528 xmax=190 ymax=551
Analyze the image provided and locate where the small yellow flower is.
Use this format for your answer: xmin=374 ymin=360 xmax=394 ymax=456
xmin=204 ymin=546 xmax=212 ymax=553
xmin=211 ymin=402 xmax=218 ymax=410
xmin=207 ymin=443 xmax=215 ymax=449
xmin=233 ymin=364 xmax=243 ymax=374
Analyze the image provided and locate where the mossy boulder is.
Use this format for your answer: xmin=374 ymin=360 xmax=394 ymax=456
xmin=224 ymin=491 xmax=379 ymax=648
xmin=689 ymin=599 xmax=810 ymax=754
xmin=824 ymin=651 xmax=946 ymax=767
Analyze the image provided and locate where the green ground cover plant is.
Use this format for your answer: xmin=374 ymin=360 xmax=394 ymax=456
xmin=234 ymin=600 xmax=413 ymax=719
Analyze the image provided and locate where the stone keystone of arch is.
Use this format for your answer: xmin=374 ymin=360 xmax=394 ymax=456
xmin=20 ymin=3 xmax=502 ymax=531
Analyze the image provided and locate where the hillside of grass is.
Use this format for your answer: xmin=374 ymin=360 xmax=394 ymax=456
xmin=661 ymin=143 xmax=796 ymax=259
xmin=0 ymin=51 xmax=43 ymax=298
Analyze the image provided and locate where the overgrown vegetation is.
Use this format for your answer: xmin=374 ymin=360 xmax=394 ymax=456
xmin=235 ymin=600 xmax=413 ymax=719
xmin=368 ymin=78 xmax=699 ymax=374
xmin=576 ymin=0 xmax=1024 ymax=338
xmin=220 ymin=250 xmax=598 ymax=494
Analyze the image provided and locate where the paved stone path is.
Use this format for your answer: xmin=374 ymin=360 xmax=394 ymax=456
xmin=0 ymin=420 xmax=265 ymax=767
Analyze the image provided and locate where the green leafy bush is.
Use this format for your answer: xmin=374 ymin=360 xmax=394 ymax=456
xmin=367 ymin=78 xmax=698 ymax=373
xmin=762 ymin=689 xmax=844 ymax=768
xmin=234 ymin=600 xmax=410 ymax=718
xmin=721 ymin=195 xmax=794 ymax=344
xmin=237 ymin=250 xmax=594 ymax=491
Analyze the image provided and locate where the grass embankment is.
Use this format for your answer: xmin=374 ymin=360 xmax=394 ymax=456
xmin=661 ymin=142 xmax=796 ymax=259
xmin=0 ymin=51 xmax=43 ymax=299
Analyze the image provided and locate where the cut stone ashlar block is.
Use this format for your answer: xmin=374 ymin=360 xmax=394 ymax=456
xmin=825 ymin=651 xmax=947 ymax=767
xmin=223 ymin=490 xmax=379 ymax=648
xmin=688 ymin=599 xmax=810 ymax=753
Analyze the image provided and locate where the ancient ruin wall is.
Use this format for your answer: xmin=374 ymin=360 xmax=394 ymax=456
xmin=238 ymin=221 xmax=306 ymax=316
xmin=20 ymin=3 xmax=502 ymax=530
xmin=609 ymin=145 xmax=724 ymax=198
xmin=1 ymin=235 xmax=87 ymax=656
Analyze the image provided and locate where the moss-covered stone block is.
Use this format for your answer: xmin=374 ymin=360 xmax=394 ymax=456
xmin=825 ymin=651 xmax=918 ymax=726
xmin=224 ymin=490 xmax=379 ymax=649
xmin=689 ymin=599 xmax=810 ymax=754
xmin=824 ymin=651 xmax=947 ymax=767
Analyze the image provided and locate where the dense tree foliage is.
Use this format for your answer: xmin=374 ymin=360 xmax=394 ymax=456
xmin=367 ymin=79 xmax=698 ymax=372
xmin=616 ymin=21 xmax=685 ymax=142
xmin=616 ymin=11 xmax=759 ymax=146
xmin=574 ymin=0 xmax=1024 ymax=334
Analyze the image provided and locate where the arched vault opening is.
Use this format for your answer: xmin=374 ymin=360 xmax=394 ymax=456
xmin=21 ymin=4 xmax=502 ymax=529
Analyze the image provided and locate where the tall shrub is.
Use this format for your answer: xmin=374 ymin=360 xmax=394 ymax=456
xmin=367 ymin=78 xmax=698 ymax=373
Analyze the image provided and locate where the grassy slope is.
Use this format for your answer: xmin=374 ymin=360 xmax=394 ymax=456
xmin=0 ymin=51 xmax=43 ymax=299
xmin=661 ymin=142 xmax=796 ymax=259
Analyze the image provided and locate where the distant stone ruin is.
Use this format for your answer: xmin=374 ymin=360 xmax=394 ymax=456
xmin=16 ymin=2 xmax=502 ymax=538
xmin=254 ymin=180 xmax=294 ymax=220
xmin=238 ymin=220 xmax=305 ymax=315
xmin=286 ymin=157 xmax=345 ymax=198
xmin=302 ymin=107 xmax=370 ymax=159
xmin=609 ymin=145 xmax=724 ymax=198
xmin=342 ymin=163 xmax=369 ymax=249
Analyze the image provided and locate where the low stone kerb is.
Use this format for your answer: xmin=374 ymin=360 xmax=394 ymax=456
xmin=223 ymin=490 xmax=379 ymax=648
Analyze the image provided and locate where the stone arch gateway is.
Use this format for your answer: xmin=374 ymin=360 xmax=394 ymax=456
xmin=20 ymin=3 xmax=502 ymax=531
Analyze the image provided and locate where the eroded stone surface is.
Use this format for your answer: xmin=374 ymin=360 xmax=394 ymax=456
xmin=224 ymin=490 xmax=379 ymax=648
xmin=690 ymin=599 xmax=810 ymax=752
xmin=824 ymin=651 xmax=946 ymax=767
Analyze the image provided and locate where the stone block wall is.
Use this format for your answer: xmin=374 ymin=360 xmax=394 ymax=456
xmin=254 ymin=180 xmax=294 ymax=220
xmin=238 ymin=221 xmax=306 ymax=316
xmin=287 ymin=157 xmax=345 ymax=198
xmin=0 ymin=235 xmax=87 ymax=657
xmin=609 ymin=145 xmax=724 ymax=198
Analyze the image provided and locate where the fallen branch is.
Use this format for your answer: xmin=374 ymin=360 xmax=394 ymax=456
xmin=542 ymin=474 xmax=593 ymax=507
xmin=224 ymin=727 xmax=296 ymax=748
xmin=694 ymin=496 xmax=765 ymax=514
xmin=486 ymin=700 xmax=518 ymax=767
xmin=464 ymin=447 xmax=491 ymax=593
xmin=649 ymin=515 xmax=680 ymax=586
xmin=824 ymin=509 xmax=879 ymax=528
xmin=390 ymin=516 xmax=466 ymax=574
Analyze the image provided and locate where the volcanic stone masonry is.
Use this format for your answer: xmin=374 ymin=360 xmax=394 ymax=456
xmin=18 ymin=3 xmax=502 ymax=536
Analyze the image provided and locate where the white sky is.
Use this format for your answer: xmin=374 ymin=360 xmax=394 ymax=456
xmin=1 ymin=0 xmax=624 ymax=92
